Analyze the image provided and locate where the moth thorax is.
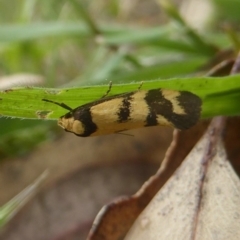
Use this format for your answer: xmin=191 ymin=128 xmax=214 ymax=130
xmin=58 ymin=117 xmax=85 ymax=135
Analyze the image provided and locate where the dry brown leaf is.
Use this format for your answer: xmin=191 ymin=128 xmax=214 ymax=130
xmin=124 ymin=117 xmax=240 ymax=240
xmin=86 ymin=121 xmax=209 ymax=240
xmin=0 ymin=126 xmax=172 ymax=240
xmin=224 ymin=117 xmax=240 ymax=174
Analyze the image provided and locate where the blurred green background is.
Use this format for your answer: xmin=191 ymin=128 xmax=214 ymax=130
xmin=0 ymin=0 xmax=239 ymax=157
xmin=1 ymin=0 xmax=240 ymax=232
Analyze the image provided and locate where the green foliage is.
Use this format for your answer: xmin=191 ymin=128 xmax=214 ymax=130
xmin=212 ymin=0 xmax=240 ymax=22
xmin=0 ymin=0 xmax=240 ymax=227
xmin=0 ymin=0 xmax=239 ymax=160
xmin=0 ymin=171 xmax=48 ymax=228
xmin=0 ymin=75 xmax=240 ymax=120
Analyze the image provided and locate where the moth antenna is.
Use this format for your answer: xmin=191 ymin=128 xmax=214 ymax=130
xmin=102 ymin=81 xmax=112 ymax=98
xmin=42 ymin=99 xmax=73 ymax=111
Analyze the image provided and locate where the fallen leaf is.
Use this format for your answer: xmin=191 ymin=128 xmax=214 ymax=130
xmin=124 ymin=117 xmax=240 ymax=240
xmin=87 ymin=121 xmax=209 ymax=240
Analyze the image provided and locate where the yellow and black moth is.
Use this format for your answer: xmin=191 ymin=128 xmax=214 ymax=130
xmin=42 ymin=88 xmax=201 ymax=137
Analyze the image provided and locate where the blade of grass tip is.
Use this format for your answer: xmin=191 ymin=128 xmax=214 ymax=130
xmin=157 ymin=0 xmax=218 ymax=56
xmin=0 ymin=170 xmax=49 ymax=228
xmin=70 ymin=0 xmax=101 ymax=35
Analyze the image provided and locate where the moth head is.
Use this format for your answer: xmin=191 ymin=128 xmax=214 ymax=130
xmin=42 ymin=99 xmax=86 ymax=136
xmin=58 ymin=117 xmax=85 ymax=136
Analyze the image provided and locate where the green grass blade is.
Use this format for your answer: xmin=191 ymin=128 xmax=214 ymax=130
xmin=0 ymin=171 xmax=48 ymax=228
xmin=0 ymin=76 xmax=240 ymax=120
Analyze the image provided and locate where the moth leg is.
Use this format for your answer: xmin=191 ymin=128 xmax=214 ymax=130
xmin=42 ymin=99 xmax=73 ymax=111
xmin=138 ymin=81 xmax=143 ymax=91
xmin=101 ymin=81 xmax=112 ymax=98
xmin=116 ymin=132 xmax=133 ymax=137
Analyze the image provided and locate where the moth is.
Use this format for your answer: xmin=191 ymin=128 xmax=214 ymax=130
xmin=42 ymin=88 xmax=201 ymax=137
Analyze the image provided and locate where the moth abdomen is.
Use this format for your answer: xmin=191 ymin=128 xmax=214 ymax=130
xmin=144 ymin=89 xmax=201 ymax=130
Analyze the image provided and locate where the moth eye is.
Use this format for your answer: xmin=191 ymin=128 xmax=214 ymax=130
xmin=72 ymin=120 xmax=85 ymax=135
